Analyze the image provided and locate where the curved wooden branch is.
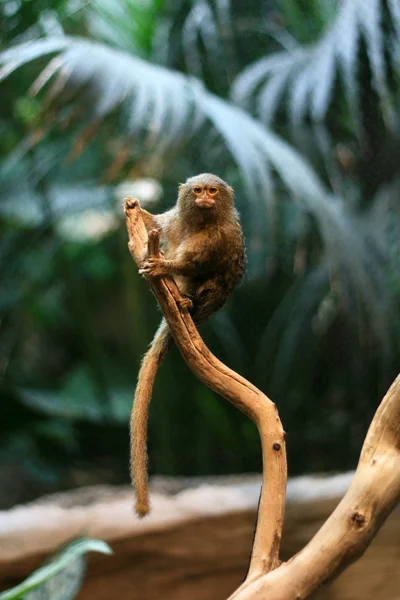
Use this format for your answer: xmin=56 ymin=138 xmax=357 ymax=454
xmin=125 ymin=197 xmax=400 ymax=599
xmin=124 ymin=198 xmax=287 ymax=579
xmin=229 ymin=375 xmax=400 ymax=600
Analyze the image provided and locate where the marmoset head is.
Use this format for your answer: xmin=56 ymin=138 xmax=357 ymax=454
xmin=178 ymin=173 xmax=235 ymax=221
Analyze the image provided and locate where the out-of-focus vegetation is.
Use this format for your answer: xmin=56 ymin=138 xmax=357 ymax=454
xmin=0 ymin=0 xmax=399 ymax=507
xmin=0 ymin=537 xmax=112 ymax=600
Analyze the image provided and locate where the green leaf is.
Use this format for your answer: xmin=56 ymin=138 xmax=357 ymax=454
xmin=388 ymin=0 xmax=400 ymax=30
xmin=0 ymin=537 xmax=112 ymax=600
xmin=182 ymin=1 xmax=221 ymax=79
xmin=86 ymin=0 xmax=166 ymax=56
xmin=0 ymin=38 xmax=67 ymax=82
xmin=358 ymin=0 xmax=387 ymax=100
xmin=13 ymin=96 xmax=41 ymax=125
xmin=232 ymin=49 xmax=308 ymax=119
xmin=209 ymin=311 xmax=249 ymax=374
xmin=19 ymin=366 xmax=132 ymax=423
xmin=19 ymin=366 xmax=104 ymax=422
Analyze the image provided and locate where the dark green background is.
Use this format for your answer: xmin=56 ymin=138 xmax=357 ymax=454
xmin=1 ymin=0 xmax=399 ymax=508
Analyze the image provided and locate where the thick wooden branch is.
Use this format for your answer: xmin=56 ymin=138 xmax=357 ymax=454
xmin=229 ymin=375 xmax=400 ymax=600
xmin=124 ymin=198 xmax=287 ymax=579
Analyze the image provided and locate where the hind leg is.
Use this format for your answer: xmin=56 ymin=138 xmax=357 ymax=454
xmin=192 ymin=282 xmax=225 ymax=325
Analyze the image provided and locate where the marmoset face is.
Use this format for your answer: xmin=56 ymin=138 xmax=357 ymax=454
xmin=181 ymin=173 xmax=234 ymax=214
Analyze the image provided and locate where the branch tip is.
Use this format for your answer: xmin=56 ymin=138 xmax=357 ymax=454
xmin=123 ymin=196 xmax=139 ymax=215
xmin=148 ymin=228 xmax=160 ymax=256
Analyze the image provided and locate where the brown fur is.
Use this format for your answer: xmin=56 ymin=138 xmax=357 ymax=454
xmin=131 ymin=173 xmax=246 ymax=516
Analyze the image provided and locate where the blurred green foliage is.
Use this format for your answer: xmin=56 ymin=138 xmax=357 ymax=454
xmin=0 ymin=0 xmax=399 ymax=507
xmin=0 ymin=537 xmax=112 ymax=600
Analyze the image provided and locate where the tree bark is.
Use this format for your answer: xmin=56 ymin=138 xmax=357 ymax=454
xmin=124 ymin=197 xmax=400 ymax=600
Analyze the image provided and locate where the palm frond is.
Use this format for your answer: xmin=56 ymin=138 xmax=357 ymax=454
xmin=0 ymin=36 xmax=331 ymax=228
xmin=209 ymin=311 xmax=250 ymax=375
xmin=389 ymin=0 xmax=400 ymax=30
xmin=232 ymin=0 xmax=400 ymax=128
xmin=180 ymin=0 xmax=237 ymax=88
xmin=0 ymin=141 xmax=114 ymax=226
xmin=1 ymin=35 xmax=398 ymax=348
xmin=0 ymin=38 xmax=68 ymax=81
xmin=365 ymin=178 xmax=400 ymax=274
xmin=256 ymin=264 xmax=329 ymax=394
xmin=183 ymin=1 xmax=221 ymax=78
xmin=85 ymin=0 xmax=165 ymax=57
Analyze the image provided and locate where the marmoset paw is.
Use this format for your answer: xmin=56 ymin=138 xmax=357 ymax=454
xmin=139 ymin=257 xmax=167 ymax=277
xmin=124 ymin=197 xmax=139 ymax=215
xmin=178 ymin=296 xmax=193 ymax=312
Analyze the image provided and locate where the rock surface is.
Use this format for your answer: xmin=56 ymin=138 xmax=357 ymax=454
xmin=0 ymin=473 xmax=398 ymax=600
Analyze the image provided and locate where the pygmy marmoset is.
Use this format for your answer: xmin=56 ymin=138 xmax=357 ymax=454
xmin=129 ymin=173 xmax=246 ymax=516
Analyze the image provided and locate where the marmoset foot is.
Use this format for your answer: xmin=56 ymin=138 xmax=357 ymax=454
xmin=177 ymin=295 xmax=194 ymax=312
xmin=139 ymin=257 xmax=169 ymax=277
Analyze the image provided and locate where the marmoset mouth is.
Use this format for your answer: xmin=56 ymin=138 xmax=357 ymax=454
xmin=195 ymin=199 xmax=215 ymax=209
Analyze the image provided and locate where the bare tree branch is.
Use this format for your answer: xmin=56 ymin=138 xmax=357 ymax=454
xmin=124 ymin=197 xmax=287 ymax=578
xmin=228 ymin=375 xmax=400 ymax=600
